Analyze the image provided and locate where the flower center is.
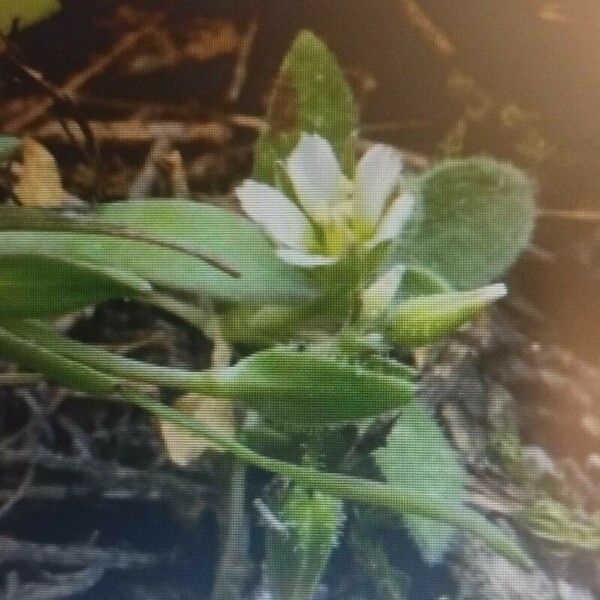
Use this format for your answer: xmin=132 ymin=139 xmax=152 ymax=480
xmin=304 ymin=184 xmax=379 ymax=258
xmin=348 ymin=216 xmax=376 ymax=242
xmin=307 ymin=221 xmax=350 ymax=257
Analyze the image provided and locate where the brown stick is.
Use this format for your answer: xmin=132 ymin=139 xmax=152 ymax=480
xmin=226 ymin=18 xmax=259 ymax=103
xmin=540 ymin=208 xmax=600 ymax=221
xmin=33 ymin=119 xmax=233 ymax=146
xmin=394 ymin=0 xmax=456 ymax=58
xmin=3 ymin=12 xmax=167 ymax=133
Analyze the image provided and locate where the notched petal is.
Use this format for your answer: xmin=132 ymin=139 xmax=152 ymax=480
xmin=355 ymin=144 xmax=403 ymax=224
xmin=285 ymin=133 xmax=346 ymax=219
xmin=277 ymin=246 xmax=338 ymax=267
xmin=236 ymin=180 xmax=312 ymax=250
xmin=368 ymin=192 xmax=416 ymax=248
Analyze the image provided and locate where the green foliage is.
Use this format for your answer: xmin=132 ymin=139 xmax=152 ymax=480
xmin=0 ymin=254 xmax=150 ymax=317
xmin=392 ymin=157 xmax=536 ymax=289
xmin=383 ymin=284 xmax=505 ymax=348
xmin=96 ymin=200 xmax=318 ymax=303
xmin=2 ymin=321 xmax=414 ymax=426
xmin=0 ymin=201 xmax=317 ymax=305
xmin=0 ymin=30 xmax=536 ymax=591
xmin=0 ymin=323 xmax=121 ymax=396
xmin=0 ymin=0 xmax=60 ymax=34
xmin=0 ymin=319 xmax=529 ymax=566
xmin=208 ymin=345 xmax=415 ymax=426
xmin=265 ymin=485 xmax=344 ymax=600
xmin=375 ymin=402 xmax=470 ymax=563
xmin=253 ymin=30 xmax=358 ymax=185
xmin=0 ymin=136 xmax=21 ymax=161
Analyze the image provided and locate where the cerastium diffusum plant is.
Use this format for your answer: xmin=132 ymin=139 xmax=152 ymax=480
xmin=0 ymin=30 xmax=536 ymax=599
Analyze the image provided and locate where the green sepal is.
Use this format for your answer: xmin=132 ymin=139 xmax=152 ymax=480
xmin=397 ymin=266 xmax=454 ymax=300
xmin=383 ymin=284 xmax=506 ymax=348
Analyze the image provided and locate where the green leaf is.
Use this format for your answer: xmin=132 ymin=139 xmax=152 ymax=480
xmin=253 ymin=30 xmax=358 ymax=185
xmin=217 ymin=346 xmax=413 ymax=426
xmin=0 ymin=201 xmax=317 ymax=304
xmin=374 ymin=402 xmax=470 ymax=563
xmin=1 ymin=0 xmax=60 ymax=34
xmin=97 ymin=200 xmax=317 ymax=303
xmin=0 ymin=136 xmax=21 ymax=161
xmin=265 ymin=485 xmax=344 ymax=600
xmin=392 ymin=157 xmax=536 ymax=289
xmin=0 ymin=323 xmax=122 ymax=395
xmin=5 ymin=321 xmax=414 ymax=426
xmin=383 ymin=283 xmax=506 ymax=348
xmin=0 ymin=254 xmax=151 ymax=317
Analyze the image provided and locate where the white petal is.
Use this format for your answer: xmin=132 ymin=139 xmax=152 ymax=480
xmin=285 ymin=133 xmax=346 ymax=219
xmin=277 ymin=247 xmax=338 ymax=267
xmin=367 ymin=193 xmax=416 ymax=248
xmin=355 ymin=144 xmax=403 ymax=224
xmin=471 ymin=283 xmax=508 ymax=302
xmin=362 ymin=265 xmax=406 ymax=319
xmin=236 ymin=180 xmax=312 ymax=250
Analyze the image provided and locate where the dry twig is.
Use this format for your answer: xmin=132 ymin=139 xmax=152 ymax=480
xmin=393 ymin=0 xmax=456 ymax=58
xmin=34 ymin=119 xmax=232 ymax=146
xmin=226 ymin=18 xmax=259 ymax=103
xmin=2 ymin=11 xmax=168 ymax=133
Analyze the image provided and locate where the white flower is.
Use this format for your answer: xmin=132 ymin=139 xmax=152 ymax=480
xmin=236 ymin=133 xmax=415 ymax=267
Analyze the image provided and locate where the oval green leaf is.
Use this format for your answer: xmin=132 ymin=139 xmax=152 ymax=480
xmin=392 ymin=157 xmax=536 ymax=289
xmin=217 ymin=346 xmax=414 ymax=426
xmin=6 ymin=321 xmax=414 ymax=427
xmin=253 ymin=30 xmax=358 ymax=185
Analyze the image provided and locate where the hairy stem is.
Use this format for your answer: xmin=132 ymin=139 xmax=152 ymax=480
xmin=0 ymin=322 xmax=530 ymax=567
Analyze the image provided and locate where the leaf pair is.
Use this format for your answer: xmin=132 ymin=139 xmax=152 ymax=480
xmin=0 ymin=201 xmax=318 ymax=319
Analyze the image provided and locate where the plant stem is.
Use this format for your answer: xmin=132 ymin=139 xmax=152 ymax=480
xmin=123 ymin=389 xmax=530 ymax=567
xmin=0 ymin=322 xmax=530 ymax=567
xmin=210 ymin=458 xmax=250 ymax=600
xmin=209 ymin=340 xmax=251 ymax=600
